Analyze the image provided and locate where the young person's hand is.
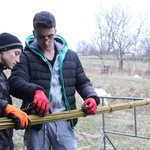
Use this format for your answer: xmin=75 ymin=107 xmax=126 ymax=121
xmin=5 ymin=104 xmax=31 ymax=130
xmin=32 ymin=90 xmax=50 ymax=116
xmin=81 ymin=98 xmax=97 ymax=114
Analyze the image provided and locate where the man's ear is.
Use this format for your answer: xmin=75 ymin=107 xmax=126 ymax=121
xmin=55 ymin=29 xmax=57 ymax=33
xmin=54 ymin=29 xmax=57 ymax=37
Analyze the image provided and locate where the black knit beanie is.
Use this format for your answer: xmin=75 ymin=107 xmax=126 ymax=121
xmin=0 ymin=32 xmax=23 ymax=52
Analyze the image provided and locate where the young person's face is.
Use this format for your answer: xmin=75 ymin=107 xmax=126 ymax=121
xmin=33 ymin=27 xmax=56 ymax=50
xmin=0 ymin=49 xmax=22 ymax=70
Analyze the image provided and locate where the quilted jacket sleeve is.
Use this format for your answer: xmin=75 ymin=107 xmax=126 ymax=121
xmin=8 ymin=52 xmax=44 ymax=102
xmin=0 ymin=100 xmax=8 ymax=116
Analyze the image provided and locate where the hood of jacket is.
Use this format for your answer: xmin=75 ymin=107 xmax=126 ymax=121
xmin=24 ymin=34 xmax=69 ymax=61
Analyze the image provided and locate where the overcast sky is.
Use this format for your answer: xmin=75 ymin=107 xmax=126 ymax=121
xmin=0 ymin=0 xmax=150 ymax=50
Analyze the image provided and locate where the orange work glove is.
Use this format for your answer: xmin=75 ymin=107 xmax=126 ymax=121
xmin=5 ymin=104 xmax=31 ymax=130
xmin=32 ymin=90 xmax=50 ymax=116
xmin=81 ymin=98 xmax=97 ymax=115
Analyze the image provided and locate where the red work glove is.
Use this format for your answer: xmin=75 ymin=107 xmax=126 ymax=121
xmin=5 ymin=104 xmax=31 ymax=130
xmin=81 ymin=98 xmax=97 ymax=115
xmin=32 ymin=90 xmax=50 ymax=116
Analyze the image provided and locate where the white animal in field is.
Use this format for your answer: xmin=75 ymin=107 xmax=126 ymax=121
xmin=94 ymin=88 xmax=111 ymax=105
xmin=133 ymin=74 xmax=142 ymax=79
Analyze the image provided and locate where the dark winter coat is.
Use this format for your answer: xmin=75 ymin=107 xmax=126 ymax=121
xmin=9 ymin=34 xmax=100 ymax=129
xmin=0 ymin=63 xmax=14 ymax=150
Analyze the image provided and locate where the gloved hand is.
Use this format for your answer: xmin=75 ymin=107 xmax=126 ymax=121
xmin=5 ymin=104 xmax=31 ymax=130
xmin=32 ymin=90 xmax=50 ymax=116
xmin=81 ymin=98 xmax=97 ymax=115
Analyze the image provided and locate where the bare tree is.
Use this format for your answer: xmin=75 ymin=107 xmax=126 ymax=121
xmin=92 ymin=9 xmax=116 ymax=66
xmin=76 ymin=40 xmax=98 ymax=56
xmin=140 ymin=32 xmax=150 ymax=59
xmin=92 ymin=4 xmax=145 ymax=70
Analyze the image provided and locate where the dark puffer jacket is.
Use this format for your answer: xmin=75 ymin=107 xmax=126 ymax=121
xmin=0 ymin=63 xmax=14 ymax=150
xmin=9 ymin=34 xmax=100 ymax=128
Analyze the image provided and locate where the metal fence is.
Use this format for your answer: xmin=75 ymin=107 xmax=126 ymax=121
xmin=98 ymin=96 xmax=150 ymax=150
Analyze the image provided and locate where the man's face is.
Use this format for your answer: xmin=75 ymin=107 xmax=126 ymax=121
xmin=33 ymin=27 xmax=56 ymax=50
xmin=0 ymin=49 xmax=22 ymax=70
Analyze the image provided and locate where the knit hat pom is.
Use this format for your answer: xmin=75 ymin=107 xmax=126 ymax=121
xmin=0 ymin=32 xmax=23 ymax=52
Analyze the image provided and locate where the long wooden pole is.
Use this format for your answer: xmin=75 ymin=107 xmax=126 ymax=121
xmin=0 ymin=99 xmax=149 ymax=130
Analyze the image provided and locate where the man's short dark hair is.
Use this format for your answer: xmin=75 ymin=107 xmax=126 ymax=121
xmin=33 ymin=11 xmax=56 ymax=29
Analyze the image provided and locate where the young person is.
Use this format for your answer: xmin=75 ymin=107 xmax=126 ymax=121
xmin=0 ymin=32 xmax=30 ymax=150
xmin=9 ymin=11 xmax=100 ymax=150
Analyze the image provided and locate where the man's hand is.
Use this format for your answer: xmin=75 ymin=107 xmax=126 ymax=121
xmin=32 ymin=90 xmax=50 ymax=116
xmin=81 ymin=98 xmax=97 ymax=115
xmin=5 ymin=104 xmax=31 ymax=130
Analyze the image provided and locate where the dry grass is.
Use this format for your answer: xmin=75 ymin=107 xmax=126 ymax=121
xmin=9 ymin=56 xmax=150 ymax=149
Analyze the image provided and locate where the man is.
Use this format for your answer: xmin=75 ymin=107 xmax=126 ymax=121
xmin=9 ymin=11 xmax=100 ymax=150
xmin=0 ymin=32 xmax=30 ymax=150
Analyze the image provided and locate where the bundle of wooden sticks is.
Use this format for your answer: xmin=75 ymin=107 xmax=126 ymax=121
xmin=0 ymin=99 xmax=149 ymax=130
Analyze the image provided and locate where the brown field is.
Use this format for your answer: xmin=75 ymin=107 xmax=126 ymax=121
xmin=6 ymin=56 xmax=150 ymax=150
